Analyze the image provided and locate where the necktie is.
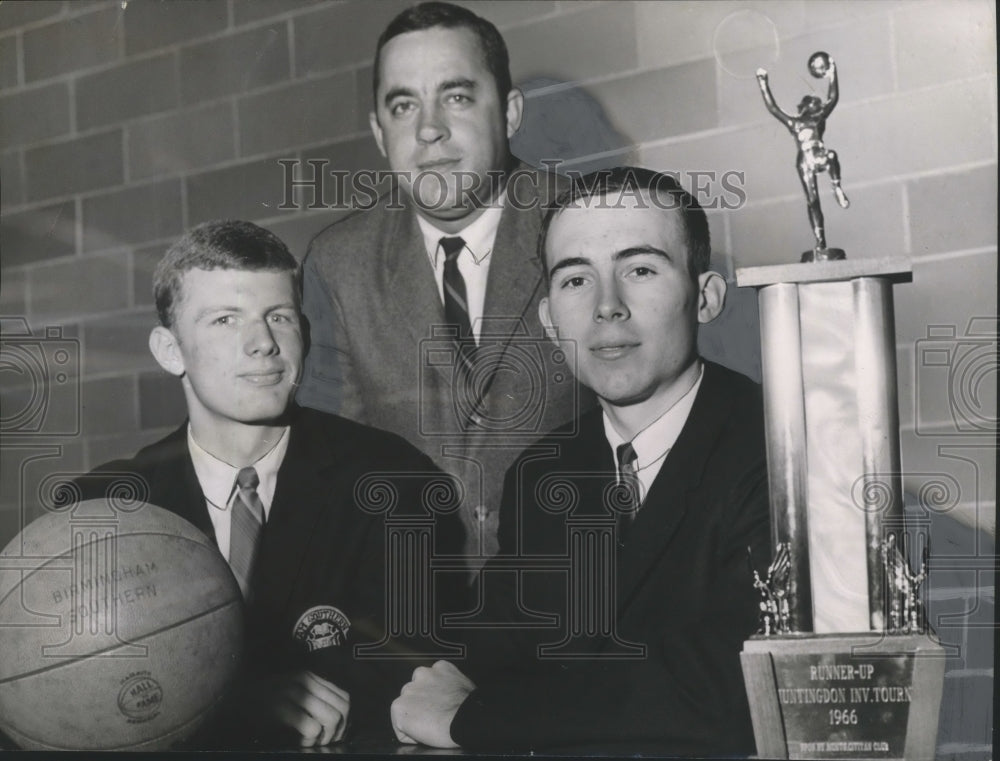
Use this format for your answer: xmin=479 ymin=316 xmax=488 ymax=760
xmin=615 ymin=442 xmax=641 ymax=532
xmin=229 ymin=466 xmax=264 ymax=600
xmin=440 ymin=236 xmax=474 ymax=346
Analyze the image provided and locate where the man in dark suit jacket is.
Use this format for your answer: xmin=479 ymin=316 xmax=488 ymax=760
xmin=298 ymin=2 xmax=583 ymax=568
xmin=81 ymin=221 xmax=460 ymax=748
xmin=390 ymin=167 xmax=771 ymax=755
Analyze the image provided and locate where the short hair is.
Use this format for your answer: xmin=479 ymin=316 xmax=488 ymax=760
xmin=538 ymin=166 xmax=711 ymax=283
xmin=373 ymin=2 xmax=512 ymax=103
xmin=153 ymin=220 xmax=300 ymax=328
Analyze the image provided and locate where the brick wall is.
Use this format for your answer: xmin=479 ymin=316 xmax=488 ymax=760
xmin=0 ymin=1 xmax=995 ymax=756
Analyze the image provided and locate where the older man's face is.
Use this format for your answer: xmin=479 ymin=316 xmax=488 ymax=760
xmin=370 ymin=26 xmax=522 ymax=233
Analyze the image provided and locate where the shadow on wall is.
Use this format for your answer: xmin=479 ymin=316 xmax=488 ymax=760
xmin=512 ymin=77 xmax=633 ymax=176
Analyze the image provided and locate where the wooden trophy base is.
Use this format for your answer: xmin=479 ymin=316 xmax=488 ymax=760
xmin=741 ymin=633 xmax=945 ymax=760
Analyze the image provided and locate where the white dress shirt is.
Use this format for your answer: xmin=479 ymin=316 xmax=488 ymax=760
xmin=603 ymin=362 xmax=704 ymax=505
xmin=187 ymin=426 xmax=290 ymax=561
xmin=415 ymin=200 xmax=504 ymax=344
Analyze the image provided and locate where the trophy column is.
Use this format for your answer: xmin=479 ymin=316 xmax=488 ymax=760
xmin=737 ymin=258 xmax=946 ymax=760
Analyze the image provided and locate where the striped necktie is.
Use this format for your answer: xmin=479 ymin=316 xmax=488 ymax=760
xmin=229 ymin=466 xmax=264 ymax=600
xmin=440 ymin=236 xmax=475 ymax=348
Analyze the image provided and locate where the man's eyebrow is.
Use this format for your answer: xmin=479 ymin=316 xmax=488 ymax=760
xmin=548 ymin=256 xmax=591 ymax=279
xmin=382 ymin=86 xmax=416 ymax=105
xmin=613 ymin=245 xmax=671 ymax=261
xmin=440 ymin=78 xmax=477 ymax=91
xmin=194 ymin=305 xmax=241 ymax=319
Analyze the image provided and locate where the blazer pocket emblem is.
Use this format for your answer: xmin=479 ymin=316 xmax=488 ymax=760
xmin=293 ymin=605 xmax=351 ymax=652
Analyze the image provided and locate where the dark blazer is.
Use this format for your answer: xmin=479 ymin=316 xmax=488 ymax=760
xmin=451 ymin=362 xmax=771 ymax=755
xmin=298 ymin=164 xmax=591 ymax=565
xmin=81 ymin=406 xmax=462 ymax=747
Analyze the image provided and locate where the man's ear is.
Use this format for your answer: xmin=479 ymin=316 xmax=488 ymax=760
xmin=696 ymin=271 xmax=727 ymax=325
xmin=505 ymin=88 xmax=524 ymax=138
xmin=538 ymin=297 xmax=558 ymax=344
xmin=149 ymin=326 xmax=185 ymax=377
xmin=369 ymin=111 xmax=387 ymax=158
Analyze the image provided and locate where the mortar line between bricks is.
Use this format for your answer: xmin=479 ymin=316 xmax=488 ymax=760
xmin=942 ymin=669 xmax=994 ymax=679
xmin=887 ymin=7 xmax=900 ymax=93
xmin=286 ymin=17 xmax=295 ymax=81
xmin=8 ymin=119 xmax=371 ymax=205
xmin=639 ymin=73 xmax=996 ymax=155
xmin=15 ymin=29 xmax=23 ymax=88
xmin=179 ymin=170 xmax=188 ymax=231
xmin=900 ymin=181 xmax=911 ymax=256
xmin=935 ymin=744 xmax=994 ymax=753
xmin=6 ymin=39 xmax=342 ymax=117
xmin=725 ymin=159 xmax=999 ymax=214
xmin=911 ymin=245 xmax=998 ymax=265
xmin=929 ymin=586 xmax=996 ymax=601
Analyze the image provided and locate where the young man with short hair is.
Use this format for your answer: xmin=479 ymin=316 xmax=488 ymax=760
xmin=85 ymin=220 xmax=459 ymax=748
xmin=391 ymin=168 xmax=771 ymax=755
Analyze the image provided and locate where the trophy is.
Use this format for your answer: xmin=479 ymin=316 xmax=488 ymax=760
xmin=737 ymin=53 xmax=945 ymax=760
xmin=756 ymin=52 xmax=850 ymax=262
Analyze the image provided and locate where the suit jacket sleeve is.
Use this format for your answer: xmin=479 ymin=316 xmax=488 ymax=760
xmin=450 ymin=457 xmax=770 ymax=754
xmin=298 ymin=246 xmax=367 ymax=422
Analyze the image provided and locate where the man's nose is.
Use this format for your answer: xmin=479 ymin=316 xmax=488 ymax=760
xmin=417 ymin=103 xmax=449 ymax=144
xmin=594 ymin=281 xmax=630 ymax=322
xmin=244 ymin=319 xmax=279 ymax=355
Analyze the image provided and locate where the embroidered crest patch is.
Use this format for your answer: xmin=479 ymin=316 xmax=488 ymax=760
xmin=293 ymin=605 xmax=351 ymax=652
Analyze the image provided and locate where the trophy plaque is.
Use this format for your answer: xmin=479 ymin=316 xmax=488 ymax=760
xmin=737 ymin=54 xmax=945 ymax=761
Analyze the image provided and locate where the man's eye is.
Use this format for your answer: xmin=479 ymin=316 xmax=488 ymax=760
xmin=560 ymin=275 xmax=588 ymax=289
xmin=628 ymin=266 xmax=656 ymax=278
xmin=269 ymin=313 xmax=293 ymax=324
xmin=446 ymin=93 xmax=472 ymax=105
xmin=213 ymin=315 xmax=235 ymax=326
xmin=389 ymin=101 xmax=416 ymax=117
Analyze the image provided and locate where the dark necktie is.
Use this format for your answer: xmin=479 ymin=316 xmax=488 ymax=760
xmin=615 ymin=442 xmax=641 ymax=530
xmin=440 ymin=236 xmax=474 ymax=345
xmin=229 ymin=466 xmax=264 ymax=600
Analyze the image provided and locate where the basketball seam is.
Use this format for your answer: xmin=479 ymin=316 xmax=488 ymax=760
xmin=0 ymin=531 xmax=227 ymax=612
xmin=0 ymin=597 xmax=242 ymax=686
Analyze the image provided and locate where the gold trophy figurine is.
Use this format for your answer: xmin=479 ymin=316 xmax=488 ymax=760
xmin=756 ymin=52 xmax=850 ymax=262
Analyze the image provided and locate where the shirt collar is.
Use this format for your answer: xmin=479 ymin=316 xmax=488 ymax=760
xmin=603 ymin=361 xmax=704 ymax=472
xmin=416 ymin=197 xmax=505 ymax=268
xmin=187 ymin=425 xmax=291 ymax=513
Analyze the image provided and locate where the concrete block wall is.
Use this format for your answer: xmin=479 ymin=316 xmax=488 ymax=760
xmin=0 ymin=1 xmax=995 ymax=756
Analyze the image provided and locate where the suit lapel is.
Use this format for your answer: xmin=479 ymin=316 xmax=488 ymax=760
xmin=144 ymin=424 xmax=216 ymax=541
xmin=382 ymin=200 xmax=448 ymax=381
xmin=616 ymin=365 xmax=733 ymax=615
xmin=476 ymin=166 xmax=547 ymax=380
xmin=250 ymin=412 xmax=330 ymax=616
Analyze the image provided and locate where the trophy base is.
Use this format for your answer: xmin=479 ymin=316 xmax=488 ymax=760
xmin=802 ymin=247 xmax=847 ymax=262
xmin=741 ymin=632 xmax=945 ymax=760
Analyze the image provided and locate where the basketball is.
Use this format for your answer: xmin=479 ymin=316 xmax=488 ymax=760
xmin=808 ymin=50 xmax=832 ymax=78
xmin=0 ymin=499 xmax=244 ymax=750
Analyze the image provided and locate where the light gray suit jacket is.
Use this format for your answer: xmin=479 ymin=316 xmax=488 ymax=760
xmin=298 ymin=164 xmax=589 ymax=568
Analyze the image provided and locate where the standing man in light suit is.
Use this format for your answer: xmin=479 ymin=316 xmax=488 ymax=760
xmin=299 ymin=2 xmax=585 ymax=570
